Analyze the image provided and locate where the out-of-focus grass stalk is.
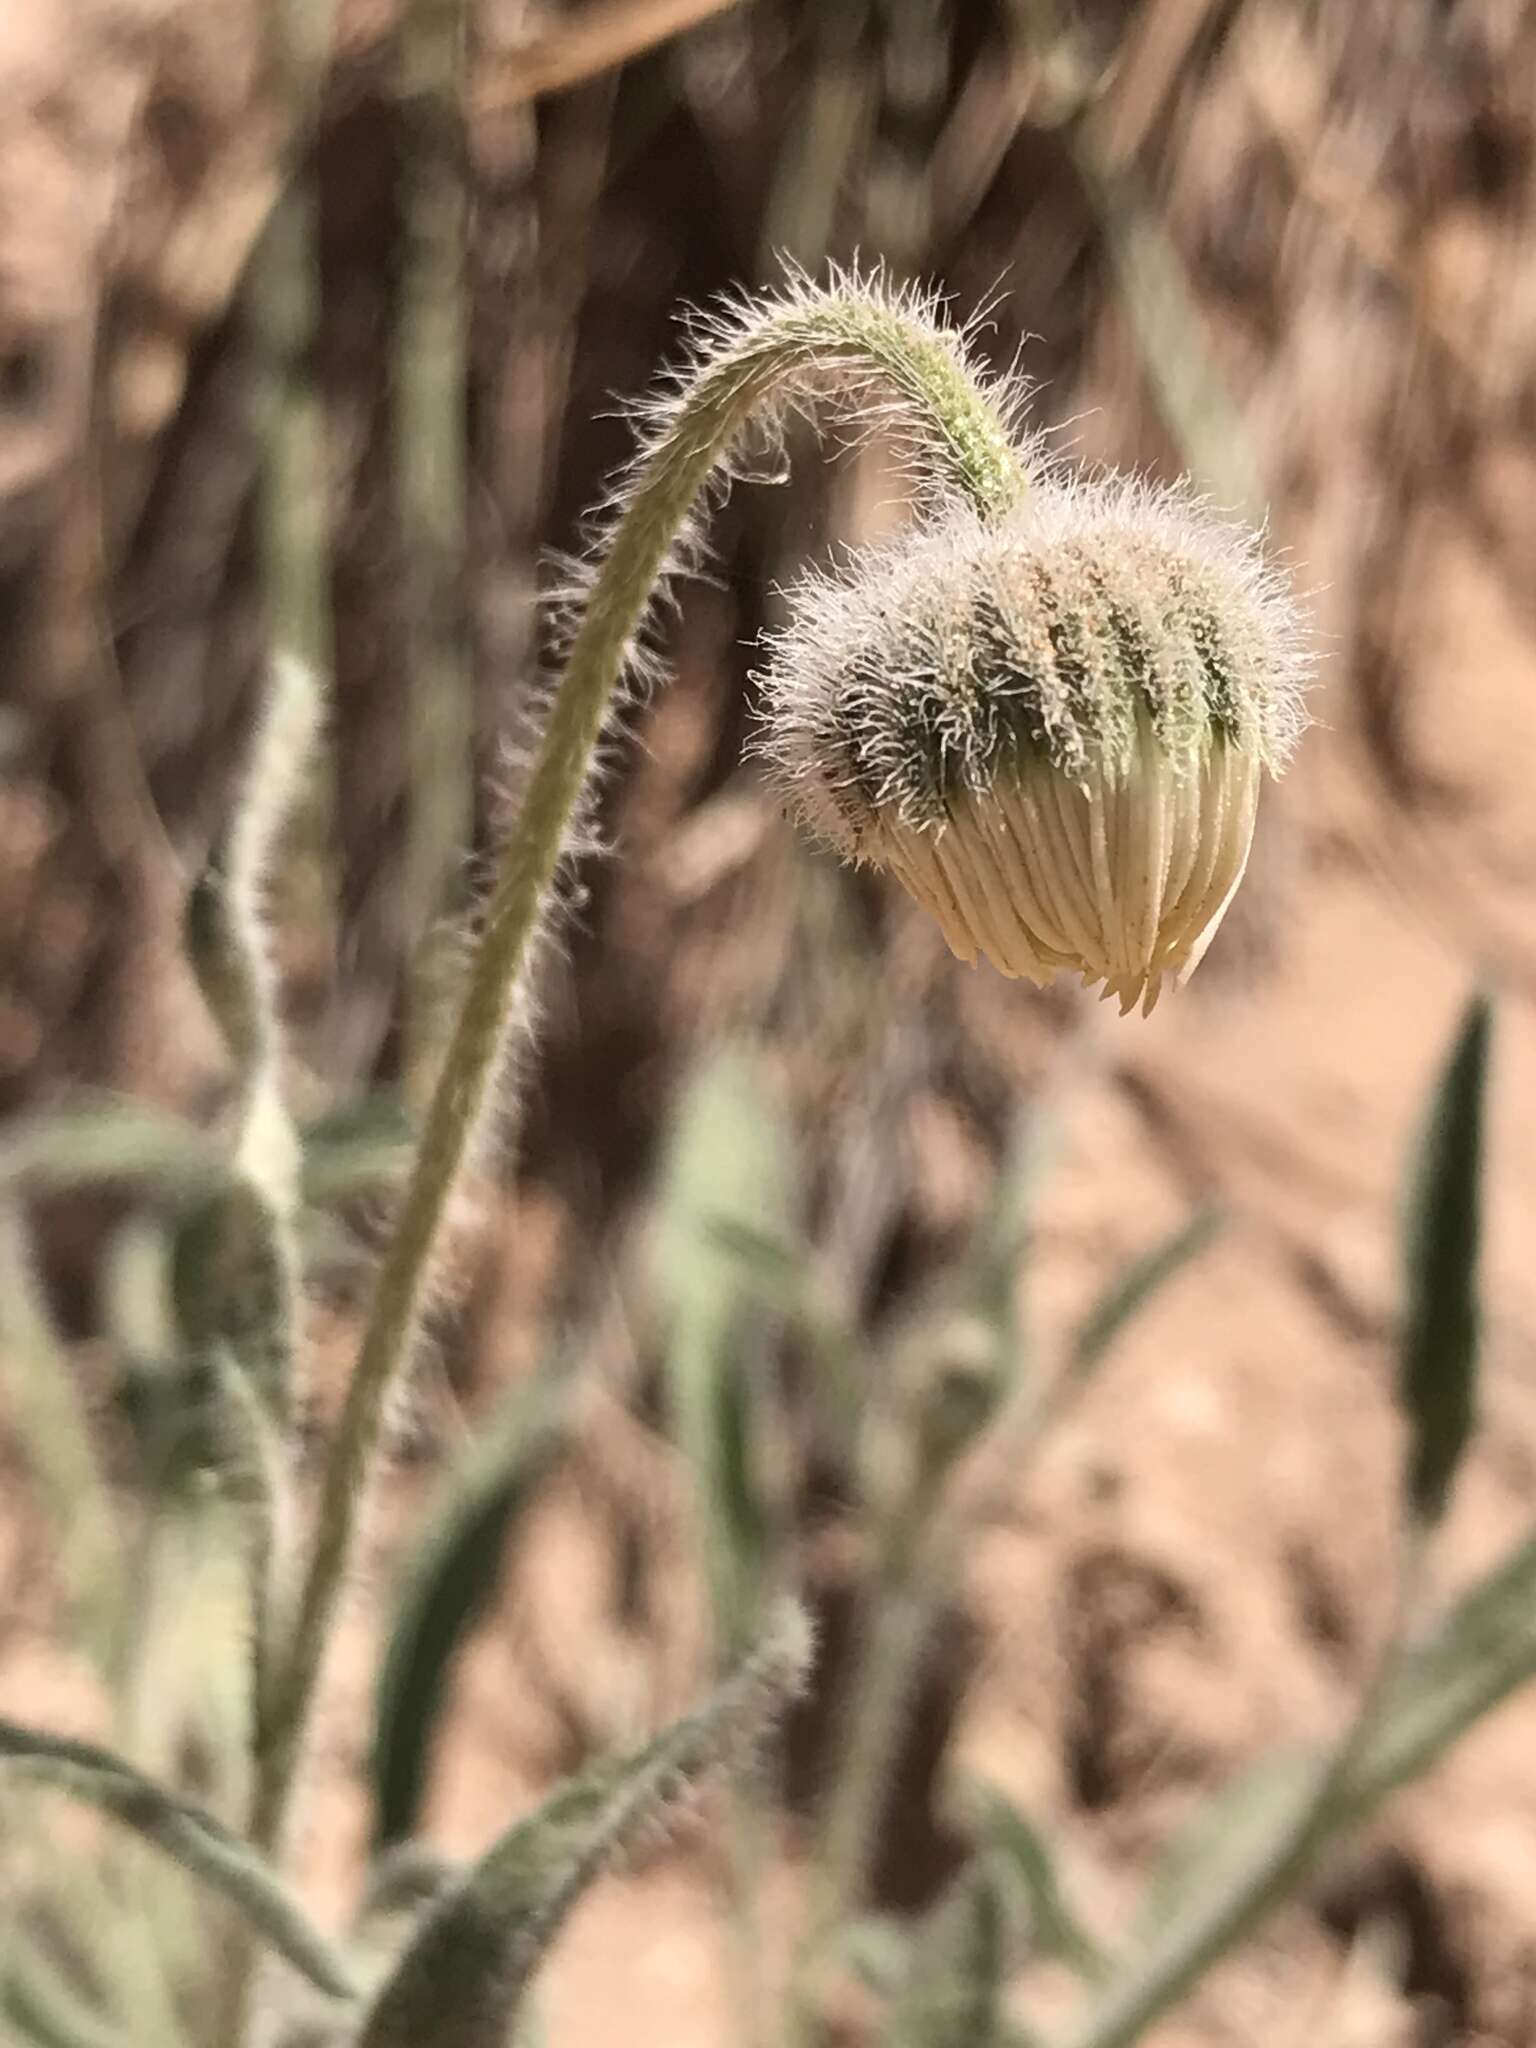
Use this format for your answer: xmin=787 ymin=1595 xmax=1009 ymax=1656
xmin=864 ymin=0 xmax=948 ymax=267
xmin=1071 ymin=133 xmax=1261 ymax=519
xmin=757 ymin=0 xmax=870 ymax=273
xmin=398 ymin=0 xmax=473 ymax=1094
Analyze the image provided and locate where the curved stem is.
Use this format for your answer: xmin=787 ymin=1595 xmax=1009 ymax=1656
xmin=254 ymin=279 xmax=1029 ymax=1855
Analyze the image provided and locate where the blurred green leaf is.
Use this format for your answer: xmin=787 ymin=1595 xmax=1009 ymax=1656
xmin=1 ymin=1941 xmax=116 ymax=2048
xmin=171 ymin=1180 xmax=296 ymax=1418
xmin=836 ymin=1913 xmax=912 ymax=1997
xmin=101 ymin=1214 xmax=177 ymax=1370
xmin=653 ymin=1052 xmax=796 ymax=1328
xmin=885 ymin=1858 xmax=1007 ymax=2048
xmin=969 ymin=1785 xmax=1106 ymax=1981
xmin=299 ymin=1093 xmax=418 ymax=1211
xmin=1053 ymin=1501 xmax=1536 ymax=2048
xmin=372 ymin=1354 xmax=575 ymax=1848
xmin=0 ymin=1721 xmax=358 ymax=2001
xmin=1073 ymin=135 xmax=1261 ymax=517
xmin=0 ymin=1098 xmax=223 ymax=1202
xmin=960 ymin=1107 xmax=1056 ymax=1378
xmin=357 ymin=1842 xmax=460 ymax=1928
xmin=703 ymin=1212 xmax=865 ymax=1448
xmin=1128 ymin=1752 xmax=1317 ymax=1951
xmin=359 ymin=1600 xmax=813 ymax=2048
xmin=1346 ymin=1516 xmax=1536 ymax=1815
xmin=1053 ymin=1742 xmax=1332 ymax=2048
xmin=1063 ymin=1208 xmax=1221 ymax=1393
xmin=654 ymin=1050 xmax=797 ymax=1657
xmin=1398 ymin=992 xmax=1491 ymax=1524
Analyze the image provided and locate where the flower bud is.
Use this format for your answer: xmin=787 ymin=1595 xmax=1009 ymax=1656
xmin=754 ymin=480 xmax=1311 ymax=1013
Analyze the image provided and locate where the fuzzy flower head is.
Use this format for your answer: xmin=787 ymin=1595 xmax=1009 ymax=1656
xmin=754 ymin=479 xmax=1311 ymax=1014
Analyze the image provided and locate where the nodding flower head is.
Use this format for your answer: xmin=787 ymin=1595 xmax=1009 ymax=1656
xmin=754 ymin=479 xmax=1312 ymax=1014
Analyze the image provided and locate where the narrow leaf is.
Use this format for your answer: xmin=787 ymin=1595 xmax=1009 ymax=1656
xmin=836 ymin=1914 xmax=912 ymax=1997
xmin=1345 ymin=1517 xmax=1536 ymax=1815
xmin=1128 ymin=1752 xmax=1317 ymax=1950
xmin=0 ymin=1721 xmax=357 ymax=2001
xmin=702 ymin=1213 xmax=864 ymax=1454
xmin=299 ymin=1093 xmax=417 ymax=1210
xmin=171 ymin=1181 xmax=298 ymax=1419
xmin=372 ymin=1355 xmax=575 ymax=1848
xmin=1051 ymin=1749 xmax=1336 ymax=2048
xmin=0 ymin=1098 xmax=222 ymax=1201
xmin=1056 ymin=1515 xmax=1536 ymax=2048
xmin=886 ymin=1859 xmax=1007 ymax=2048
xmin=961 ymin=1106 xmax=1056 ymax=1375
xmin=358 ymin=1600 xmax=813 ymax=2048
xmin=1398 ymin=992 xmax=1491 ymax=1523
xmin=1 ymin=1943 xmax=117 ymax=2048
xmin=969 ymin=1785 xmax=1106 ymax=1981
xmin=654 ymin=1051 xmax=795 ymax=1655
xmin=1064 ymin=1209 xmax=1221 ymax=1390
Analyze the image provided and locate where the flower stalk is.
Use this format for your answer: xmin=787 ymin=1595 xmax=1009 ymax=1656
xmin=254 ymin=276 xmax=1033 ymax=1855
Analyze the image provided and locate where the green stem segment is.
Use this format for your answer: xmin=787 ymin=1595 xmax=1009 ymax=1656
xmin=255 ymin=283 xmax=1028 ymax=1852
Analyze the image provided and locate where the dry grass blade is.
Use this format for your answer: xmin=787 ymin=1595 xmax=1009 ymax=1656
xmin=474 ymin=0 xmax=748 ymax=113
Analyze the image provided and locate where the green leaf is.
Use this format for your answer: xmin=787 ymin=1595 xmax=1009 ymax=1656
xmin=652 ymin=1052 xmax=797 ymax=1331
xmin=653 ymin=1051 xmax=796 ymax=1655
xmin=1398 ymin=992 xmax=1492 ymax=1524
xmin=701 ymin=1213 xmax=865 ymax=1456
xmin=1064 ymin=1208 xmax=1221 ymax=1391
xmin=299 ymin=1093 xmax=418 ymax=1211
xmin=0 ymin=1720 xmax=358 ymax=2002
xmin=1 ymin=1943 xmax=117 ymax=2048
xmin=1345 ymin=1517 xmax=1536 ymax=1816
xmin=885 ymin=1859 xmax=1007 ymax=2048
xmin=960 ymin=1106 xmax=1056 ymax=1376
xmin=171 ymin=1180 xmax=298 ymax=1419
xmin=968 ymin=1785 xmax=1106 ymax=1981
xmin=358 ymin=1600 xmax=813 ymax=2048
xmin=836 ymin=1914 xmax=912 ymax=1997
xmin=0 ymin=1097 xmax=223 ymax=1202
xmin=101 ymin=1213 xmax=178 ymax=1370
xmin=1128 ymin=1751 xmax=1317 ymax=1950
xmin=372 ymin=1355 xmax=575 ymax=1848
xmin=1051 ymin=1746 xmax=1333 ymax=2048
xmin=1051 ymin=1508 xmax=1536 ymax=2048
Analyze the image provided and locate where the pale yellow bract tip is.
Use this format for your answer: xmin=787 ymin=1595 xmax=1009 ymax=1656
xmin=873 ymin=721 xmax=1261 ymax=1012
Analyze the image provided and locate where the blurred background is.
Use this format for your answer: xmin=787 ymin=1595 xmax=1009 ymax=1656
xmin=4 ymin=1 xmax=1536 ymax=2043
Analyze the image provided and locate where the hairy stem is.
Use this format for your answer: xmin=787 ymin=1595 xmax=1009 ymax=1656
xmin=256 ymin=279 xmax=1029 ymax=1855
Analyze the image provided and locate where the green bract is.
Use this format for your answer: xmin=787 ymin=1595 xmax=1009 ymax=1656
xmin=756 ymin=484 xmax=1311 ymax=1011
